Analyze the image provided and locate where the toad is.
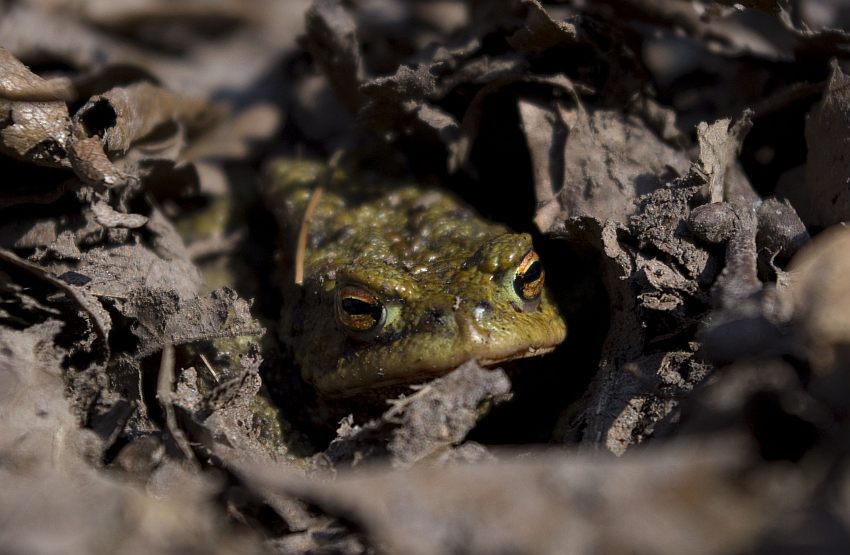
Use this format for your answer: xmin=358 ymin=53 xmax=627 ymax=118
xmin=264 ymin=160 xmax=566 ymax=398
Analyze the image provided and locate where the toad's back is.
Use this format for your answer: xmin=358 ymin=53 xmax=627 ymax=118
xmin=264 ymin=160 xmax=566 ymax=397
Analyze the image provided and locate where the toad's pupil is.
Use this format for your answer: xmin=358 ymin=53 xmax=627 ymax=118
xmin=520 ymin=260 xmax=542 ymax=283
xmin=342 ymin=297 xmax=381 ymax=318
xmin=514 ymin=258 xmax=544 ymax=301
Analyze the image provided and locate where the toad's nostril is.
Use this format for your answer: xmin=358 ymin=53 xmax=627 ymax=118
xmin=455 ymin=311 xmax=488 ymax=344
xmin=473 ymin=302 xmax=489 ymax=322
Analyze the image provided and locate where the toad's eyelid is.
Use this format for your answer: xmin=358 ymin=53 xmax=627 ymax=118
xmin=337 ymin=268 xmax=419 ymax=300
xmin=517 ymin=250 xmax=539 ymax=272
xmin=339 ymin=285 xmax=379 ymax=304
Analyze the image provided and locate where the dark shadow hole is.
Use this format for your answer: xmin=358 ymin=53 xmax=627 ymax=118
xmin=78 ymin=98 xmax=117 ymax=139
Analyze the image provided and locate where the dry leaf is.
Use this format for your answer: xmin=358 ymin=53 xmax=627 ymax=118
xmin=0 ymin=47 xmax=71 ymax=167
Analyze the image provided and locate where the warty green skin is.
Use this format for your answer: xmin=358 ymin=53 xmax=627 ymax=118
xmin=264 ymin=160 xmax=567 ymax=398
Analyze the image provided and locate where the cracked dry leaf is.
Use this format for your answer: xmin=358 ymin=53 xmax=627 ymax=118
xmin=172 ymin=346 xmax=291 ymax=467
xmin=40 ymin=236 xmax=201 ymax=300
xmin=65 ymin=287 xmax=263 ymax=432
xmin=522 ymin=96 xmax=691 ymax=232
xmin=324 ymin=361 xmax=510 ymax=469
xmin=359 ymin=63 xmax=463 ymax=150
xmin=121 ymin=287 xmax=262 ymax=360
xmin=386 ymin=360 xmax=510 ymax=467
xmin=553 ymin=176 xmax=717 ymax=452
xmin=0 ymin=47 xmax=71 ymax=168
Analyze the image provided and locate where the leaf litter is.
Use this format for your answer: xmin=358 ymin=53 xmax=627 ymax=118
xmin=4 ymin=1 xmax=850 ymax=553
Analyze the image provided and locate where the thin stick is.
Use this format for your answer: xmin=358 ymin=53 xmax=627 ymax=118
xmin=199 ymin=352 xmax=219 ymax=383
xmin=294 ymin=149 xmax=344 ymax=285
xmin=294 ymin=186 xmax=324 ymax=285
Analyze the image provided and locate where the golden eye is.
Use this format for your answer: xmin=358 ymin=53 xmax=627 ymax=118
xmin=336 ymin=285 xmax=386 ymax=333
xmin=513 ymin=250 xmax=544 ymax=301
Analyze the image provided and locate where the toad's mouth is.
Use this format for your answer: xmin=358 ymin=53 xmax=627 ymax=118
xmin=318 ymin=342 xmax=562 ymax=398
xmin=477 ymin=344 xmax=558 ymax=367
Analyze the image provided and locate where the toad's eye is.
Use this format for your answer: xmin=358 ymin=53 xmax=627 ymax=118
xmin=513 ymin=250 xmax=545 ymax=302
xmin=336 ymin=285 xmax=386 ymax=333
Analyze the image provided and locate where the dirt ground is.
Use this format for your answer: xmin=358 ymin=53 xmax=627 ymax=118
xmin=3 ymin=1 xmax=850 ymax=553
